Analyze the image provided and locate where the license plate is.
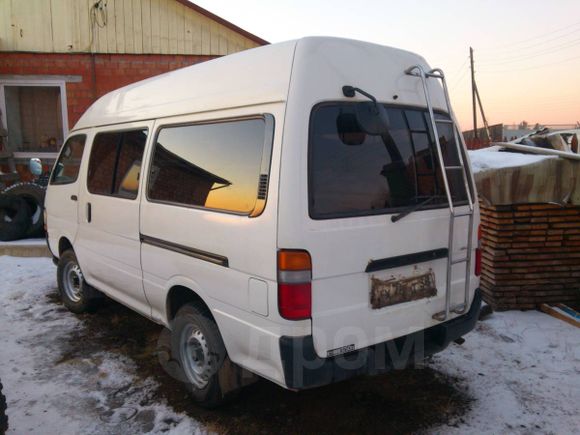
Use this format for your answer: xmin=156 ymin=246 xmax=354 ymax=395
xmin=370 ymin=270 xmax=437 ymax=309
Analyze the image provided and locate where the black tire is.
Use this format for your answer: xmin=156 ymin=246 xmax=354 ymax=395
xmin=2 ymin=182 xmax=46 ymax=237
xmin=0 ymin=381 xmax=7 ymax=435
xmin=0 ymin=194 xmax=31 ymax=241
xmin=171 ymin=304 xmax=229 ymax=407
xmin=57 ymin=250 xmax=100 ymax=314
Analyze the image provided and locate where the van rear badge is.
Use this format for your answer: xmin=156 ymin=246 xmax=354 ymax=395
xmin=327 ymin=344 xmax=355 ymax=358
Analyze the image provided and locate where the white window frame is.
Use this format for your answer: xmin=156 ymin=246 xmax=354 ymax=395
xmin=0 ymin=77 xmax=69 ymax=160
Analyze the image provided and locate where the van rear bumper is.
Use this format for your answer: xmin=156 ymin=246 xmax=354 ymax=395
xmin=279 ymin=289 xmax=482 ymax=390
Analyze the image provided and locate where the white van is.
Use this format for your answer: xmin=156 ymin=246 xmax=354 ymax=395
xmin=43 ymin=37 xmax=482 ymax=406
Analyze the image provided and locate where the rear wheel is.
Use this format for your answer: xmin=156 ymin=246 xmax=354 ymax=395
xmin=0 ymin=381 xmax=7 ymax=435
xmin=57 ymin=250 xmax=100 ymax=314
xmin=171 ymin=304 xmax=229 ymax=407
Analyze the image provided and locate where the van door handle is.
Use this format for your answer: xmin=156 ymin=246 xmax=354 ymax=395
xmin=70 ymin=195 xmax=78 ymax=201
xmin=86 ymin=203 xmax=92 ymax=223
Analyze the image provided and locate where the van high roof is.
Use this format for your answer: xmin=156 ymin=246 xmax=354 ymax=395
xmin=74 ymin=37 xmax=447 ymax=130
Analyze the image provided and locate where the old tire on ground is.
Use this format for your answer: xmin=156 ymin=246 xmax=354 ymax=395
xmin=0 ymin=381 xmax=7 ymax=435
xmin=57 ymin=250 xmax=100 ymax=314
xmin=171 ymin=303 xmax=230 ymax=408
xmin=2 ymin=182 xmax=46 ymax=237
xmin=0 ymin=194 xmax=31 ymax=241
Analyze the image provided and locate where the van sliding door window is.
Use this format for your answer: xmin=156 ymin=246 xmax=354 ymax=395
xmin=308 ymin=103 xmax=468 ymax=219
xmin=147 ymin=116 xmax=274 ymax=216
xmin=50 ymin=135 xmax=86 ymax=185
xmin=87 ymin=129 xmax=147 ymax=199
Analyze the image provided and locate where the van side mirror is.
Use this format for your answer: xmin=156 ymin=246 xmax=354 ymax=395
xmin=29 ymin=158 xmax=43 ymax=176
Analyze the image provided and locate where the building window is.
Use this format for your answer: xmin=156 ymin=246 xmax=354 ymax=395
xmin=0 ymin=80 xmax=68 ymax=155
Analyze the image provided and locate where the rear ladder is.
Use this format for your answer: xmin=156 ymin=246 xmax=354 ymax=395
xmin=405 ymin=65 xmax=475 ymax=321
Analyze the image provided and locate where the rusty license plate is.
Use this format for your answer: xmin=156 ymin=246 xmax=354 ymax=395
xmin=370 ymin=270 xmax=437 ymax=309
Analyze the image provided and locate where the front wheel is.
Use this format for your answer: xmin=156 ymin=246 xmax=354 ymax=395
xmin=57 ymin=250 xmax=100 ymax=314
xmin=171 ymin=304 xmax=229 ymax=407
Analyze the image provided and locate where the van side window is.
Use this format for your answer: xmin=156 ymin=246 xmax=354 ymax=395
xmin=148 ymin=118 xmax=269 ymax=214
xmin=87 ymin=129 xmax=147 ymax=199
xmin=50 ymin=135 xmax=87 ymax=185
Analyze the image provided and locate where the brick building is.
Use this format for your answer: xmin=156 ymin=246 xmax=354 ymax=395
xmin=0 ymin=0 xmax=267 ymax=180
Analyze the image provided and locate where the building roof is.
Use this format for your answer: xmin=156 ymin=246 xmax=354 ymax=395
xmin=74 ymin=37 xmax=445 ymax=130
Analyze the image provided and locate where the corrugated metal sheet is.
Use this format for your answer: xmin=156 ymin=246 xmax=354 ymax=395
xmin=0 ymin=0 xmax=263 ymax=54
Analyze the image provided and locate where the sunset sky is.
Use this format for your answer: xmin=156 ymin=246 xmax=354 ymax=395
xmin=194 ymin=0 xmax=580 ymax=131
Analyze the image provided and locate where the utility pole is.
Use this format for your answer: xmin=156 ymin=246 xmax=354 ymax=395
xmin=470 ymin=47 xmax=477 ymax=139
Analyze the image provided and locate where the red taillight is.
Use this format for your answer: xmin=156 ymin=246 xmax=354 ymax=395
xmin=475 ymin=225 xmax=482 ymax=277
xmin=277 ymin=250 xmax=312 ymax=320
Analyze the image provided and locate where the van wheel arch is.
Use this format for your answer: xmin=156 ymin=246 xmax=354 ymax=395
xmin=58 ymin=237 xmax=73 ymax=256
xmin=166 ymin=286 xmax=213 ymax=325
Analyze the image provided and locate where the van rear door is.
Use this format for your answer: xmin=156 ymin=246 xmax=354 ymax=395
xmin=304 ymin=103 xmax=477 ymax=358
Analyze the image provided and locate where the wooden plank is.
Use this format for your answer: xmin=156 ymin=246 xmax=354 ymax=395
xmin=540 ymin=304 xmax=580 ymax=328
xmin=77 ymin=0 xmax=91 ymax=52
xmin=209 ymin=20 xmax=218 ymax=55
xmin=183 ymin=7 xmax=194 ymax=54
xmin=189 ymin=8 xmax=201 ymax=54
xmin=123 ymin=0 xmax=134 ymax=53
xmin=49 ymin=0 xmax=69 ymax=52
xmin=149 ymin=0 xmax=160 ymax=53
xmin=132 ymin=0 xmax=143 ymax=53
xmin=167 ymin=0 xmax=178 ymax=54
xmin=0 ymin=0 xmax=12 ymax=50
xmin=106 ymin=0 xmax=117 ymax=53
xmin=158 ymin=0 xmax=169 ymax=54
xmin=141 ymin=0 xmax=152 ymax=53
xmin=94 ymin=0 xmax=109 ymax=53
xmin=114 ymin=0 xmax=125 ymax=53
xmin=176 ymin=2 xmax=186 ymax=54
xmin=496 ymin=142 xmax=580 ymax=161
xmin=200 ymin=15 xmax=210 ymax=55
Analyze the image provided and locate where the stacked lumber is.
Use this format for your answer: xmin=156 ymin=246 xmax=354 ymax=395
xmin=479 ymin=202 xmax=580 ymax=310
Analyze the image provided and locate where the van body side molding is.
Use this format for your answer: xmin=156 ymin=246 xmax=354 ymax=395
xmin=140 ymin=234 xmax=229 ymax=267
xmin=365 ymin=248 xmax=448 ymax=273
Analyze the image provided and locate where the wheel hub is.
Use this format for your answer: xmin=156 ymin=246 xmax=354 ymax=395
xmin=63 ymin=262 xmax=83 ymax=303
xmin=180 ymin=325 xmax=213 ymax=389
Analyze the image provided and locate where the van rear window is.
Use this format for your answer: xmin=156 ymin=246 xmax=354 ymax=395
xmin=308 ymin=103 xmax=469 ymax=219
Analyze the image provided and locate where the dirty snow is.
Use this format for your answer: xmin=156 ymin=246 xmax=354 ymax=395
xmin=468 ymin=147 xmax=555 ymax=173
xmin=1 ymin=255 xmax=579 ymax=434
xmin=0 ymin=256 xmax=202 ymax=434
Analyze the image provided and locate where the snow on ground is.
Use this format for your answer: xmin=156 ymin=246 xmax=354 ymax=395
xmin=0 ymin=238 xmax=46 ymax=247
xmin=468 ymin=147 xmax=556 ymax=174
xmin=1 ymin=255 xmax=579 ymax=434
xmin=0 ymin=256 xmax=202 ymax=434
xmin=430 ymin=310 xmax=580 ymax=434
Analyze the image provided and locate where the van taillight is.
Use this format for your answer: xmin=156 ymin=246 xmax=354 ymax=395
xmin=277 ymin=250 xmax=312 ymax=320
xmin=475 ymin=225 xmax=482 ymax=277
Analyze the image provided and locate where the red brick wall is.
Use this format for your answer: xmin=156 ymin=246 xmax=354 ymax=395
xmin=480 ymin=202 xmax=580 ymax=310
xmin=0 ymin=52 xmax=216 ymax=129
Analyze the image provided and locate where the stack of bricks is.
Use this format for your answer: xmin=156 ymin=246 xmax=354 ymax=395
xmin=479 ymin=202 xmax=580 ymax=310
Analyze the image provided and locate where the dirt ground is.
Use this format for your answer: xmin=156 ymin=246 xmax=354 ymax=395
xmin=2 ymin=257 xmax=578 ymax=434
xmin=53 ymin=290 xmax=471 ymax=435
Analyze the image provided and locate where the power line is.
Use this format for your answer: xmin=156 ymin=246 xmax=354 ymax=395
xmin=479 ymin=20 xmax=580 ymax=52
xmin=482 ymin=26 xmax=580 ymax=57
xmin=477 ymin=53 xmax=580 ymax=73
xmin=478 ymin=36 xmax=580 ymax=66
